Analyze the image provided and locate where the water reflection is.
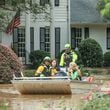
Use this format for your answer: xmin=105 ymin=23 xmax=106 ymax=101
xmin=10 ymin=94 xmax=82 ymax=110
xmin=0 ymin=84 xmax=83 ymax=110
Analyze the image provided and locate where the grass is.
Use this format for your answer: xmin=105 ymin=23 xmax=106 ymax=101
xmin=22 ymin=67 xmax=110 ymax=77
xmin=0 ymin=99 xmax=9 ymax=110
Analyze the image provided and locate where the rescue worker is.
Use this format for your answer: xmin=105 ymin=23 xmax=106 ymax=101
xmin=35 ymin=56 xmax=51 ymax=77
xmin=59 ymin=44 xmax=78 ymax=67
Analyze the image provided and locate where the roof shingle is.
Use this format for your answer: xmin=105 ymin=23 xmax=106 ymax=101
xmin=70 ymin=0 xmax=104 ymax=24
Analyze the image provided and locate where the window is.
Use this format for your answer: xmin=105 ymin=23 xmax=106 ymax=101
xmin=17 ymin=28 xmax=25 ymax=58
xmin=84 ymin=27 xmax=89 ymax=39
xmin=40 ymin=27 xmax=50 ymax=53
xmin=71 ymin=28 xmax=82 ymax=49
xmin=40 ymin=0 xmax=50 ymax=6
xmin=55 ymin=0 xmax=59 ymax=6
xmin=107 ymin=28 xmax=110 ymax=49
xmin=13 ymin=27 xmax=35 ymax=64
xmin=13 ymin=28 xmax=25 ymax=64
xmin=30 ymin=27 xmax=34 ymax=52
xmin=55 ymin=27 xmax=60 ymax=57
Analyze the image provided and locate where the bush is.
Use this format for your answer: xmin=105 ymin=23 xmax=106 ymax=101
xmin=104 ymin=51 xmax=110 ymax=67
xmin=78 ymin=38 xmax=103 ymax=67
xmin=80 ymin=94 xmax=110 ymax=110
xmin=29 ymin=50 xmax=50 ymax=69
xmin=0 ymin=44 xmax=22 ymax=83
xmin=75 ymin=50 xmax=83 ymax=65
xmin=23 ymin=69 xmax=36 ymax=77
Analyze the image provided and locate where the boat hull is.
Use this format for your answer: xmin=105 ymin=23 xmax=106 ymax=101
xmin=12 ymin=78 xmax=71 ymax=94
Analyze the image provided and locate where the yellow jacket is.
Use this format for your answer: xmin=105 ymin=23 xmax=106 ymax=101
xmin=59 ymin=51 xmax=78 ymax=67
xmin=35 ymin=65 xmax=51 ymax=76
xmin=51 ymin=67 xmax=58 ymax=76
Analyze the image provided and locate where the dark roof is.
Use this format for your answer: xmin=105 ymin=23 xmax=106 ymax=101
xmin=70 ymin=0 xmax=104 ymax=24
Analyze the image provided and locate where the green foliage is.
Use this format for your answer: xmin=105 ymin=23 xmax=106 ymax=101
xmin=80 ymin=94 xmax=110 ymax=110
xmin=0 ymin=99 xmax=9 ymax=110
xmin=0 ymin=44 xmax=22 ymax=83
xmin=75 ymin=50 xmax=83 ymax=65
xmin=0 ymin=11 xmax=11 ymax=32
xmin=29 ymin=50 xmax=50 ymax=69
xmin=104 ymin=51 xmax=110 ymax=67
xmin=79 ymin=65 xmax=94 ymax=76
xmin=78 ymin=38 xmax=103 ymax=67
xmin=97 ymin=0 xmax=110 ymax=21
xmin=0 ymin=0 xmax=50 ymax=32
xmin=23 ymin=69 xmax=35 ymax=77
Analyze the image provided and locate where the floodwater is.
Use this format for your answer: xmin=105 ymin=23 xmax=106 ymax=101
xmin=0 ymin=84 xmax=87 ymax=110
xmin=0 ymin=75 xmax=110 ymax=110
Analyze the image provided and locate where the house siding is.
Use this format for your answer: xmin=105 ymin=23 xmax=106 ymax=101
xmin=0 ymin=0 xmax=69 ymax=64
xmin=89 ymin=25 xmax=107 ymax=53
xmin=1 ymin=0 xmax=109 ymax=64
xmin=1 ymin=32 xmax=12 ymax=47
xmin=71 ymin=24 xmax=109 ymax=53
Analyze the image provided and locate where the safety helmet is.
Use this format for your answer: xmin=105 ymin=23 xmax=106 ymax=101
xmin=65 ymin=44 xmax=71 ymax=49
xmin=43 ymin=56 xmax=51 ymax=62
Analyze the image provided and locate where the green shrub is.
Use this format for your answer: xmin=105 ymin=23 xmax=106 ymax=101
xmin=104 ymin=51 xmax=110 ymax=67
xmin=0 ymin=44 xmax=22 ymax=83
xmin=0 ymin=99 xmax=9 ymax=110
xmin=75 ymin=50 xmax=83 ymax=65
xmin=78 ymin=38 xmax=103 ymax=67
xmin=23 ymin=69 xmax=36 ymax=77
xmin=29 ymin=50 xmax=50 ymax=69
xmin=80 ymin=94 xmax=110 ymax=110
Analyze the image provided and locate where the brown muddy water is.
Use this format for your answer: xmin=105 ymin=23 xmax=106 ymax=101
xmin=0 ymin=84 xmax=84 ymax=110
xmin=0 ymin=75 xmax=110 ymax=110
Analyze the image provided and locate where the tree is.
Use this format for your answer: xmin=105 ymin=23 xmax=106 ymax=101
xmin=0 ymin=0 xmax=50 ymax=32
xmin=97 ymin=0 xmax=110 ymax=21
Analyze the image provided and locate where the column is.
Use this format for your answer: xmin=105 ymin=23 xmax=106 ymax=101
xmin=25 ymin=12 xmax=30 ymax=64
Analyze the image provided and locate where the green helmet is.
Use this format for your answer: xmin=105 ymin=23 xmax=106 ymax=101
xmin=43 ymin=56 xmax=51 ymax=62
xmin=65 ymin=44 xmax=71 ymax=48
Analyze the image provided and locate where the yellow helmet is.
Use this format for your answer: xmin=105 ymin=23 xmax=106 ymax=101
xmin=65 ymin=44 xmax=71 ymax=48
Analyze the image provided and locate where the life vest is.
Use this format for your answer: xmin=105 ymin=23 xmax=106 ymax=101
xmin=64 ymin=52 xmax=73 ymax=67
xmin=42 ymin=65 xmax=51 ymax=76
xmin=50 ymin=67 xmax=60 ymax=76
xmin=36 ymin=64 xmax=51 ymax=77
xmin=59 ymin=51 xmax=78 ymax=67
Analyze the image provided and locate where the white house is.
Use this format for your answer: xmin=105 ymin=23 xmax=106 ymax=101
xmin=70 ymin=0 xmax=110 ymax=54
xmin=0 ymin=0 xmax=110 ymax=64
xmin=0 ymin=0 xmax=70 ymax=64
